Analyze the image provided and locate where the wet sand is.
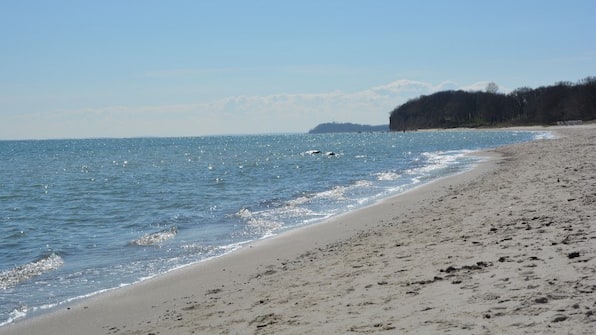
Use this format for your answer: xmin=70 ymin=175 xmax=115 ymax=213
xmin=2 ymin=125 xmax=595 ymax=335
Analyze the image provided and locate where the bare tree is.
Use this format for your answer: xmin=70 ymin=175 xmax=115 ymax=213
xmin=486 ymin=82 xmax=499 ymax=94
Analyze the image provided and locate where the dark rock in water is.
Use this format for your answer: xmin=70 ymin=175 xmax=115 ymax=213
xmin=441 ymin=261 xmax=491 ymax=275
xmin=442 ymin=266 xmax=458 ymax=273
xmin=551 ymin=314 xmax=568 ymax=323
xmin=303 ymin=150 xmax=338 ymax=156
xmin=534 ymin=297 xmax=548 ymax=304
xmin=462 ymin=261 xmax=490 ymax=271
xmin=568 ymin=251 xmax=580 ymax=259
xmin=304 ymin=150 xmax=321 ymax=155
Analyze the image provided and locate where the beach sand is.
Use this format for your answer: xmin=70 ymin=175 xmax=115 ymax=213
xmin=2 ymin=125 xmax=595 ymax=335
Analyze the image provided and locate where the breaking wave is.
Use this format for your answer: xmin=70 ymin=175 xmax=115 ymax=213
xmin=130 ymin=227 xmax=178 ymax=246
xmin=0 ymin=253 xmax=64 ymax=290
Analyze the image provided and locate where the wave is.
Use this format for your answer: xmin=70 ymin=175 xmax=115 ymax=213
xmin=291 ymin=181 xmax=370 ymax=207
xmin=231 ymin=179 xmax=379 ymax=238
xmin=233 ymin=208 xmax=283 ymax=238
xmin=375 ymin=171 xmax=401 ymax=181
xmin=0 ymin=307 xmax=28 ymax=327
xmin=0 ymin=253 xmax=64 ymax=290
xmin=130 ymin=227 xmax=178 ymax=246
xmin=532 ymin=131 xmax=557 ymax=140
xmin=405 ymin=150 xmax=472 ymax=175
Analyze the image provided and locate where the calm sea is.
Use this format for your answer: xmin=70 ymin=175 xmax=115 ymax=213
xmin=0 ymin=130 xmax=551 ymax=325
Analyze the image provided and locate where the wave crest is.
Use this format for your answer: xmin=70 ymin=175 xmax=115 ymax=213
xmin=130 ymin=227 xmax=178 ymax=246
xmin=0 ymin=253 xmax=64 ymax=290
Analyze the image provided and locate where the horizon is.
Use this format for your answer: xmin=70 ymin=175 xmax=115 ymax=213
xmin=1 ymin=1 xmax=595 ymax=140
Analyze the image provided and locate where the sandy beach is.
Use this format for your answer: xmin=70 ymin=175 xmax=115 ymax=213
xmin=2 ymin=125 xmax=595 ymax=335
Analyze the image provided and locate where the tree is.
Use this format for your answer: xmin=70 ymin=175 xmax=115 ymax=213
xmin=389 ymin=78 xmax=596 ymax=131
xmin=486 ymin=82 xmax=499 ymax=94
xmin=509 ymin=87 xmax=533 ymax=120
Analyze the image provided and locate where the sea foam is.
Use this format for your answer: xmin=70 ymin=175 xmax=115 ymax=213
xmin=0 ymin=253 xmax=64 ymax=290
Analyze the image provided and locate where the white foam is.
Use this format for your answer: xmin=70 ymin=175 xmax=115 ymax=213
xmin=353 ymin=180 xmax=373 ymax=188
xmin=0 ymin=307 xmax=27 ymax=327
xmin=233 ymin=207 xmax=283 ymax=237
xmin=130 ymin=227 xmax=178 ymax=246
xmin=314 ymin=186 xmax=347 ymax=201
xmin=286 ymin=186 xmax=348 ymax=208
xmin=375 ymin=171 xmax=401 ymax=181
xmin=0 ymin=253 xmax=64 ymax=290
xmin=532 ymin=131 xmax=557 ymax=140
xmin=302 ymin=150 xmax=321 ymax=155
xmin=407 ymin=150 xmax=471 ymax=176
xmin=234 ymin=208 xmax=253 ymax=219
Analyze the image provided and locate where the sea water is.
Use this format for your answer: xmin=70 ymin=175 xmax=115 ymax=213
xmin=0 ymin=130 xmax=551 ymax=325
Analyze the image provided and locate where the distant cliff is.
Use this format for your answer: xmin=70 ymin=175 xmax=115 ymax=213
xmin=389 ymin=77 xmax=596 ymax=131
xmin=309 ymin=122 xmax=388 ymax=134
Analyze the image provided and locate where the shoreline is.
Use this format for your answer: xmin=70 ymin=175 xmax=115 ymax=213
xmin=2 ymin=141 xmax=498 ymax=332
xmin=0 ymin=129 xmax=504 ymax=325
xmin=1 ymin=133 xmax=502 ymax=328
xmin=2 ymin=125 xmax=595 ymax=334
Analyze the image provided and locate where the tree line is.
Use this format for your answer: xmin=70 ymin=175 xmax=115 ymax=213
xmin=389 ymin=77 xmax=596 ymax=131
xmin=309 ymin=122 xmax=388 ymax=134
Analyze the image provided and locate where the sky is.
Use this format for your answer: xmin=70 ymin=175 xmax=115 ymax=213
xmin=1 ymin=0 xmax=595 ymax=140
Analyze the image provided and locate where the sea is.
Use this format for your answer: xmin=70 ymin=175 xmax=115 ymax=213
xmin=0 ymin=130 xmax=552 ymax=325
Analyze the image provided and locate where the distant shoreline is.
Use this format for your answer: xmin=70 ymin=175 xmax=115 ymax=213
xmin=308 ymin=122 xmax=388 ymax=134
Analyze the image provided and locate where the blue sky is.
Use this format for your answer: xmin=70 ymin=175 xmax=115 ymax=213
xmin=1 ymin=0 xmax=595 ymax=139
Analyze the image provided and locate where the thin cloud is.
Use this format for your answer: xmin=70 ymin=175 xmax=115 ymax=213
xmin=0 ymin=79 xmax=501 ymax=139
